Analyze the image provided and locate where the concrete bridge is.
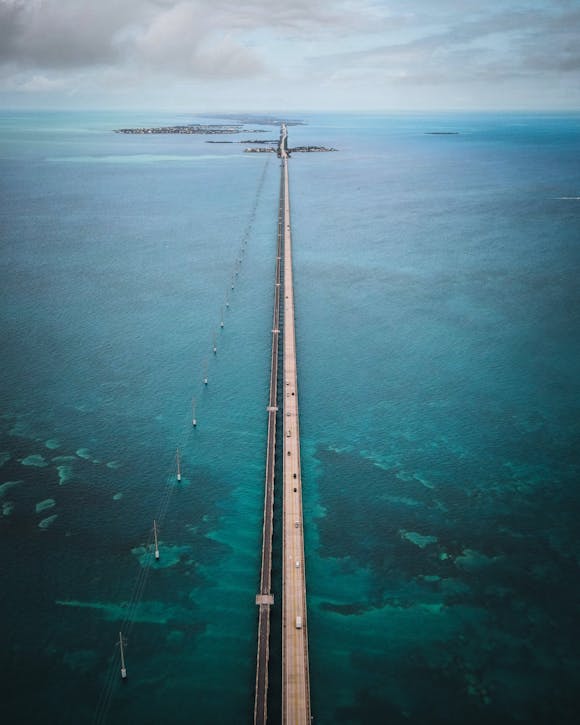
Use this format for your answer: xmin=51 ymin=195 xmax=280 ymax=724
xmin=253 ymin=124 xmax=311 ymax=725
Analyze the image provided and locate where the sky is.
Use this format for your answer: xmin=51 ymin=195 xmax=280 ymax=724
xmin=0 ymin=0 xmax=579 ymax=111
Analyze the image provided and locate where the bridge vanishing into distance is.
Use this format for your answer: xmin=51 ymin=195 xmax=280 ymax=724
xmin=253 ymin=125 xmax=311 ymax=725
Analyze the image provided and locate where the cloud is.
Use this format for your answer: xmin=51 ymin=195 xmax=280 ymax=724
xmin=0 ymin=0 xmax=376 ymax=75
xmin=0 ymin=0 xmax=578 ymax=108
xmin=0 ymin=0 xmax=146 ymax=67
xmin=308 ymin=5 xmax=580 ymax=86
xmin=18 ymin=73 xmax=74 ymax=92
xmin=516 ymin=9 xmax=580 ymax=73
xmin=132 ymin=2 xmax=264 ymax=77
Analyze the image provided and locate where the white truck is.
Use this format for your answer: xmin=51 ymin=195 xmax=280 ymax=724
xmin=295 ymin=616 xmax=302 ymax=629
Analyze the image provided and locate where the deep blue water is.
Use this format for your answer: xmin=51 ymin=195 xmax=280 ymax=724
xmin=1 ymin=110 xmax=579 ymax=724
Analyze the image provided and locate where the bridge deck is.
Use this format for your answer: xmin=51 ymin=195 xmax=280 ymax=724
xmin=280 ymin=127 xmax=311 ymax=725
xmin=253 ymin=156 xmax=284 ymax=725
xmin=253 ymin=124 xmax=311 ymax=725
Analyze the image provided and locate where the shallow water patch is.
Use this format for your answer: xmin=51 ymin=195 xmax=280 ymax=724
xmin=55 ymin=598 xmax=196 ymax=625
xmin=21 ymin=454 xmax=48 ymax=467
xmin=401 ymin=530 xmax=439 ymax=548
xmin=38 ymin=514 xmax=58 ymax=529
xmin=131 ymin=543 xmax=193 ymax=569
xmin=0 ymin=480 xmax=21 ymax=497
xmin=35 ymin=498 xmax=56 ymax=514
xmin=56 ymin=464 xmax=73 ymax=485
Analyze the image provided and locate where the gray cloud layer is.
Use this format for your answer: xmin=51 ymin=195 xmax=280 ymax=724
xmin=0 ymin=0 xmax=365 ymax=75
xmin=312 ymin=5 xmax=580 ymax=85
xmin=0 ymin=0 xmax=139 ymax=67
xmin=0 ymin=0 xmax=579 ymax=108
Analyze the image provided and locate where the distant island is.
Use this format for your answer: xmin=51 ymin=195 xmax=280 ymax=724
xmin=245 ymin=145 xmax=337 ymax=154
xmin=206 ymin=139 xmax=279 ymax=144
xmin=113 ymin=118 xmax=336 ymax=153
xmin=288 ymin=146 xmax=337 ymax=153
xmin=425 ymin=131 xmax=460 ymax=135
xmin=202 ymin=113 xmax=306 ymax=126
xmin=115 ymin=124 xmax=268 ymax=135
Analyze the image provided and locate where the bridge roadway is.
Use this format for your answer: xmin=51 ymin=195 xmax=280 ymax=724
xmin=253 ymin=152 xmax=284 ymax=725
xmin=280 ymin=126 xmax=311 ymax=725
xmin=253 ymin=124 xmax=310 ymax=724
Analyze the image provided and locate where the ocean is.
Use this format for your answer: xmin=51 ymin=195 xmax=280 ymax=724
xmin=1 ymin=110 xmax=579 ymax=724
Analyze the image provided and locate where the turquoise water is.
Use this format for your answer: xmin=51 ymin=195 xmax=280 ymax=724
xmin=1 ymin=111 xmax=580 ymax=724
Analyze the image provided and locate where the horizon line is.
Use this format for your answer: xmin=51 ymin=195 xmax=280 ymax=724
xmin=1 ymin=106 xmax=580 ymax=115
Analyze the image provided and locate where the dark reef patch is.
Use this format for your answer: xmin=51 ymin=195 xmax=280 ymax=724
xmin=312 ymin=440 xmax=580 ymax=723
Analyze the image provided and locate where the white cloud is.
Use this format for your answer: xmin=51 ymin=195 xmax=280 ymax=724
xmin=0 ymin=0 xmax=578 ymax=109
xmin=132 ymin=2 xmax=264 ymax=77
xmin=17 ymin=73 xmax=74 ymax=92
